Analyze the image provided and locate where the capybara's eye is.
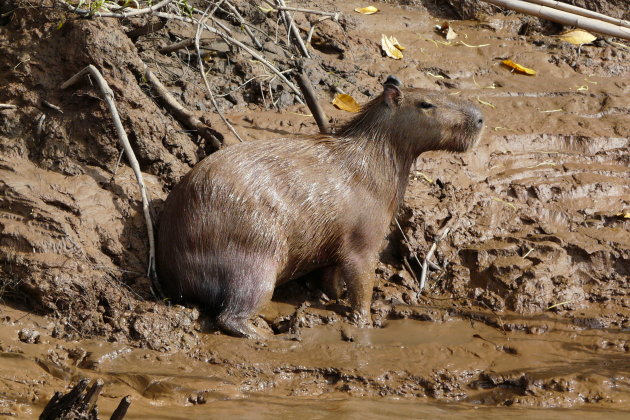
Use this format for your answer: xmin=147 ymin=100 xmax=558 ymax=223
xmin=418 ymin=101 xmax=435 ymax=109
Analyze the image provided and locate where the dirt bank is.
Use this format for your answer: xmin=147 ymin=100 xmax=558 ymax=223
xmin=0 ymin=0 xmax=628 ymax=417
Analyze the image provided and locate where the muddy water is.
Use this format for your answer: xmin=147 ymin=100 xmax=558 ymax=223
xmin=1 ymin=0 xmax=629 ymax=417
xmin=2 ymin=302 xmax=630 ymax=418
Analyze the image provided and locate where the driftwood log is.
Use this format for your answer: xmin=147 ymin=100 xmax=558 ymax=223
xmin=40 ymin=379 xmax=130 ymax=420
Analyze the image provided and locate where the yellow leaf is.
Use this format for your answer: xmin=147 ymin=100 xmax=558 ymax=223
xmin=435 ymin=22 xmax=457 ymax=40
xmin=555 ymin=29 xmax=597 ymax=45
xmin=389 ymin=36 xmax=405 ymax=50
xmin=354 ymin=6 xmax=379 ymax=15
xmin=501 ymin=59 xmax=536 ymax=75
xmin=616 ymin=212 xmax=630 ymax=219
xmin=258 ymin=5 xmax=275 ymax=13
xmin=445 ymin=26 xmax=458 ymax=40
xmin=332 ymin=94 xmax=361 ymax=113
xmin=381 ymin=34 xmax=403 ymax=59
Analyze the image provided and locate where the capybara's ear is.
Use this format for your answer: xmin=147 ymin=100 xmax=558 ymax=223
xmin=383 ymin=82 xmax=403 ymax=107
xmin=384 ymin=75 xmax=402 ymax=87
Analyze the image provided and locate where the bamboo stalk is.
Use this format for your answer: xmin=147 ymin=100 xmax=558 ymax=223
xmin=480 ymin=0 xmax=630 ymax=40
xmin=525 ymin=0 xmax=630 ymax=29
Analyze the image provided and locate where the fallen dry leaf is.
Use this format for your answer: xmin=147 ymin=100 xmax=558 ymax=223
xmin=389 ymin=36 xmax=406 ymax=50
xmin=435 ymin=22 xmax=458 ymax=40
xmin=332 ymin=93 xmax=361 ymax=113
xmin=445 ymin=26 xmax=458 ymax=40
xmin=381 ymin=34 xmax=403 ymax=59
xmin=354 ymin=6 xmax=379 ymax=15
xmin=258 ymin=5 xmax=275 ymax=13
xmin=501 ymin=59 xmax=536 ymax=75
xmin=555 ymin=29 xmax=597 ymax=45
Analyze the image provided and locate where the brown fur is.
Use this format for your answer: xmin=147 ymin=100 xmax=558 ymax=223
xmin=156 ymin=77 xmax=483 ymax=337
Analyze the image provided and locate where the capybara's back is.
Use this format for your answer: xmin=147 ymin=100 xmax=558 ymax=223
xmin=157 ymin=76 xmax=483 ymax=338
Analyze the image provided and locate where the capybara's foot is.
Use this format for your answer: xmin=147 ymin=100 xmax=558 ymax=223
xmin=348 ymin=310 xmax=372 ymax=328
xmin=217 ymin=316 xmax=269 ymax=339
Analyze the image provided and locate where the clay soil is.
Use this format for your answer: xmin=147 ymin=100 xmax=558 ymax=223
xmin=0 ymin=0 xmax=629 ymax=418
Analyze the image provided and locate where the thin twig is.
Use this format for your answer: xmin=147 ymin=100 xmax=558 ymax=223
xmin=306 ymin=15 xmax=333 ymax=45
xmin=60 ymin=64 xmax=163 ymax=300
xmin=57 ymin=0 xmax=174 ymax=19
xmin=419 ymin=226 xmax=451 ymax=291
xmin=261 ymin=0 xmax=341 ymax=19
xmin=195 ymin=1 xmax=245 ymax=143
xmin=152 ymin=11 xmax=304 ymax=103
xmin=141 ymin=64 xmax=223 ymax=150
xmin=394 ymin=218 xmax=425 ymax=279
xmin=126 ymin=17 xmax=167 ymax=40
xmin=159 ymin=37 xmax=195 ymax=54
xmin=36 ymin=114 xmax=46 ymax=136
xmin=224 ymin=0 xmax=263 ymax=49
xmin=275 ymin=0 xmax=310 ymax=58
xmin=42 ymin=100 xmax=63 ymax=113
xmin=0 ymin=103 xmax=17 ymax=110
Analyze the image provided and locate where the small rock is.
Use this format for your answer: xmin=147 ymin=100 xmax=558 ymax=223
xmin=18 ymin=328 xmax=41 ymax=344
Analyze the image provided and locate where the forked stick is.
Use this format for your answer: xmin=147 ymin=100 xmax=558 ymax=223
xmin=61 ymin=65 xmax=163 ymax=299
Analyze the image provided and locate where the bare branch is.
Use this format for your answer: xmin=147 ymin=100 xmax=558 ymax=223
xmin=195 ymin=1 xmax=245 ymax=143
xmin=141 ymin=64 xmax=223 ymax=151
xmin=275 ymin=0 xmax=310 ymax=58
xmin=56 ymin=0 xmax=174 ymax=19
xmin=419 ymin=226 xmax=450 ymax=291
xmin=152 ymin=11 xmax=304 ymax=103
xmin=224 ymin=0 xmax=263 ymax=49
xmin=159 ymin=37 xmax=195 ymax=54
xmin=261 ymin=0 xmax=341 ymax=19
xmin=293 ymin=61 xmax=330 ymax=134
xmin=60 ymin=64 xmax=163 ymax=299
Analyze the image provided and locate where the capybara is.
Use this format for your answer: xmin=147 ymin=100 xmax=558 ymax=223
xmin=157 ymin=76 xmax=483 ymax=338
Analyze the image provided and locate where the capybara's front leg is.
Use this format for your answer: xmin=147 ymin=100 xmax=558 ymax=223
xmin=341 ymin=255 xmax=375 ymax=327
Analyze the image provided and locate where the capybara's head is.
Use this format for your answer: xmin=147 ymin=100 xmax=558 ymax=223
xmin=340 ymin=75 xmax=484 ymax=154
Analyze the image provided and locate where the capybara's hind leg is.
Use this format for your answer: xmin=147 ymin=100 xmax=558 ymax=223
xmin=320 ymin=266 xmax=344 ymax=300
xmin=216 ymin=262 xmax=276 ymax=339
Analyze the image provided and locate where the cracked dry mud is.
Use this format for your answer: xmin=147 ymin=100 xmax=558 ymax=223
xmin=0 ymin=0 xmax=629 ymax=418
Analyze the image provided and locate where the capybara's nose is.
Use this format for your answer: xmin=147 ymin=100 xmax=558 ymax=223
xmin=468 ymin=105 xmax=484 ymax=130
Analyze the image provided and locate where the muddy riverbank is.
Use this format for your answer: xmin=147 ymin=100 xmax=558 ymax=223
xmin=0 ymin=0 xmax=628 ymax=417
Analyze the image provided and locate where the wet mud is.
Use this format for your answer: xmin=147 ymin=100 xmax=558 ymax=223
xmin=0 ymin=0 xmax=629 ymax=418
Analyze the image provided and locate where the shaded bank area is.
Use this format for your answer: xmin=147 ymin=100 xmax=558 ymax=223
xmin=0 ymin=0 xmax=628 ymax=417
